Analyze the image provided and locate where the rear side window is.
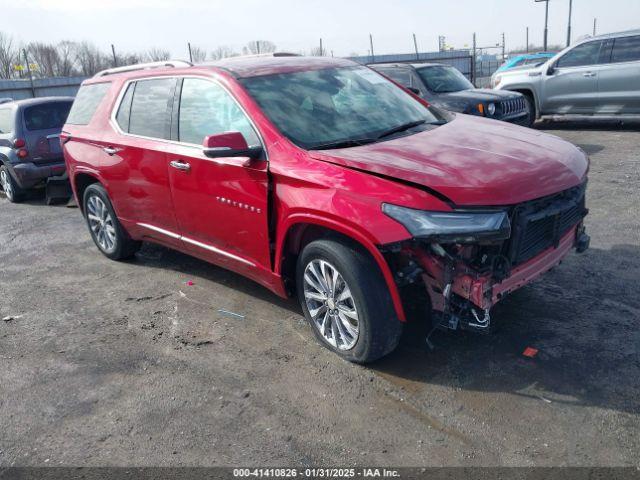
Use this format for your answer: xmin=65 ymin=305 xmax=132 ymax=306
xmin=556 ymin=40 xmax=604 ymax=68
xmin=377 ymin=68 xmax=411 ymax=86
xmin=0 ymin=109 xmax=13 ymax=134
xmin=66 ymin=83 xmax=111 ymax=125
xmin=612 ymin=35 xmax=640 ymax=63
xmin=24 ymin=102 xmax=72 ymax=131
xmin=128 ymin=78 xmax=175 ymax=139
xmin=115 ymin=83 xmax=135 ymax=132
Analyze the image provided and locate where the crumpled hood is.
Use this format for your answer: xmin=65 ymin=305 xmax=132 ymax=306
xmin=309 ymin=114 xmax=588 ymax=206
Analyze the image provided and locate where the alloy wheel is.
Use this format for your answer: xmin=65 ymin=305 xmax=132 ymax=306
xmin=86 ymin=195 xmax=117 ymax=253
xmin=0 ymin=170 xmax=13 ymax=201
xmin=303 ymin=259 xmax=360 ymax=350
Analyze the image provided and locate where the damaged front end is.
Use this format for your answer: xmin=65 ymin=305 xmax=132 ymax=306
xmin=382 ymin=182 xmax=590 ymax=332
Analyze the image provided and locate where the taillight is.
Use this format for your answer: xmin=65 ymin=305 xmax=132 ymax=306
xmin=17 ymin=148 xmax=28 ymax=159
xmin=13 ymin=138 xmax=25 ymax=148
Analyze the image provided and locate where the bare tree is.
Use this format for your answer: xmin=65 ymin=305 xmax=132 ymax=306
xmin=118 ymin=51 xmax=144 ymax=67
xmin=56 ymin=41 xmax=77 ymax=76
xmin=74 ymin=41 xmax=109 ymax=76
xmin=309 ymin=46 xmax=323 ymax=56
xmin=188 ymin=45 xmax=207 ymax=63
xmin=28 ymin=42 xmax=59 ymax=78
xmin=0 ymin=32 xmax=18 ymax=79
xmin=146 ymin=48 xmax=171 ymax=62
xmin=210 ymin=45 xmax=238 ymax=60
xmin=243 ymin=40 xmax=276 ymax=55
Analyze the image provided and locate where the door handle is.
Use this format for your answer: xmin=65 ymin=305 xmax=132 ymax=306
xmin=103 ymin=146 xmax=119 ymax=156
xmin=582 ymin=72 xmax=596 ymax=77
xmin=170 ymin=160 xmax=191 ymax=172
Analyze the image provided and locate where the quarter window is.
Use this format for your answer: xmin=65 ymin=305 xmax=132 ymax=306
xmin=0 ymin=109 xmax=13 ymax=134
xmin=556 ymin=41 xmax=604 ymax=68
xmin=612 ymin=35 xmax=640 ymax=63
xmin=66 ymin=82 xmax=110 ymax=125
xmin=128 ymin=78 xmax=175 ymax=139
xmin=115 ymin=83 xmax=135 ymax=132
xmin=178 ymin=78 xmax=259 ymax=146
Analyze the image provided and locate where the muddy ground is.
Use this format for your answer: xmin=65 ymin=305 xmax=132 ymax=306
xmin=1 ymin=120 xmax=639 ymax=467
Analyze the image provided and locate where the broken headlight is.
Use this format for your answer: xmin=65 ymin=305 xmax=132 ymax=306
xmin=382 ymin=203 xmax=511 ymax=243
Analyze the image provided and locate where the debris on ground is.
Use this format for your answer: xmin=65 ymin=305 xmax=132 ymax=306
xmin=186 ymin=280 xmax=194 ymax=286
xmin=2 ymin=315 xmax=22 ymax=322
xmin=218 ymin=309 xmax=245 ymax=319
xmin=523 ymin=347 xmax=539 ymax=358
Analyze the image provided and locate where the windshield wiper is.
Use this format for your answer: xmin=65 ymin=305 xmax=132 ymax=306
xmin=375 ymin=119 xmax=428 ymax=140
xmin=310 ymin=137 xmax=377 ymax=150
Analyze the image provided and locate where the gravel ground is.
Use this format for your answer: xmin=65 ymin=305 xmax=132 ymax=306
xmin=0 ymin=121 xmax=639 ymax=467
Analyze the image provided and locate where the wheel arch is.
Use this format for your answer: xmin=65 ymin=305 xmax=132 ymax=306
xmin=508 ymin=87 xmax=539 ymax=118
xmin=276 ymin=215 xmax=407 ymax=322
xmin=72 ymin=171 xmax=103 ymax=213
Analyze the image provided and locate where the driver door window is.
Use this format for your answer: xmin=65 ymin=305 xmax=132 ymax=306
xmin=178 ymin=78 xmax=259 ymax=146
xmin=556 ymin=41 xmax=605 ymax=68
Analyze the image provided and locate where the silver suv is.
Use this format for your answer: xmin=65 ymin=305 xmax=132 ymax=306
xmin=492 ymin=29 xmax=640 ymax=124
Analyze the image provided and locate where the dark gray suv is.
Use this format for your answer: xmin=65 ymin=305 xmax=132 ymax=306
xmin=0 ymin=97 xmax=73 ymax=202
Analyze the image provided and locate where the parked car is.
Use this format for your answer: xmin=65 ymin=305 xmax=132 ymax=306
xmin=496 ymin=52 xmax=556 ymax=73
xmin=62 ymin=56 xmax=589 ymax=363
xmin=0 ymin=97 xmax=74 ymax=202
xmin=492 ymin=29 xmax=640 ymax=121
xmin=370 ymin=63 xmax=531 ymax=126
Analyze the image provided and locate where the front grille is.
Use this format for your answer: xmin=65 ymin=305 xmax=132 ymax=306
xmin=507 ymin=183 xmax=587 ymax=265
xmin=500 ymin=97 xmax=527 ymax=117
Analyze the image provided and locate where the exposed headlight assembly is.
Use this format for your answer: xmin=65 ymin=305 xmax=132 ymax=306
xmin=487 ymin=102 xmax=496 ymax=116
xmin=382 ymin=203 xmax=511 ymax=243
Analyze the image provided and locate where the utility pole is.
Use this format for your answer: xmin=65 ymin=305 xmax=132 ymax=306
xmin=593 ymin=18 xmax=597 ymax=36
xmin=369 ymin=34 xmax=375 ymax=63
xmin=472 ymin=32 xmax=477 ymax=87
xmin=502 ymin=32 xmax=506 ymax=62
xmin=23 ymin=49 xmax=36 ymax=98
xmin=319 ymin=38 xmax=323 ymax=56
xmin=526 ymin=27 xmax=529 ymax=53
xmin=566 ymin=0 xmax=573 ymax=46
xmin=188 ymin=42 xmax=193 ymax=63
xmin=111 ymin=44 xmax=117 ymax=67
xmin=535 ymin=0 xmax=550 ymax=51
xmin=413 ymin=33 xmax=419 ymax=60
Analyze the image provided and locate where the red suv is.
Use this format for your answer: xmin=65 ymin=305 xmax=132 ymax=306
xmin=62 ymin=56 xmax=590 ymax=363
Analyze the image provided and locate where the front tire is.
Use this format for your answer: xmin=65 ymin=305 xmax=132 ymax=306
xmin=0 ymin=166 xmax=25 ymax=203
xmin=296 ymin=239 xmax=402 ymax=363
xmin=522 ymin=93 xmax=536 ymax=128
xmin=83 ymin=183 xmax=140 ymax=260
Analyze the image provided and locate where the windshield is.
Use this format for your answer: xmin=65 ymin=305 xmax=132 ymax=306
xmin=416 ymin=65 xmax=474 ymax=93
xmin=240 ymin=66 xmax=444 ymax=150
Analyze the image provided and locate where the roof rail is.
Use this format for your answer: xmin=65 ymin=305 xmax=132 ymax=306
xmin=93 ymin=60 xmax=193 ymax=78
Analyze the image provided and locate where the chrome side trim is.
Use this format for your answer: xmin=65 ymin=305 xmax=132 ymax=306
xmin=136 ymin=222 xmax=255 ymax=267
xmin=136 ymin=223 xmax=181 ymax=239
xmin=181 ymin=236 xmax=255 ymax=267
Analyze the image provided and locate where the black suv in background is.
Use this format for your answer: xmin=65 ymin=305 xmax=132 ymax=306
xmin=0 ymin=97 xmax=73 ymax=202
xmin=370 ymin=63 xmax=532 ymax=126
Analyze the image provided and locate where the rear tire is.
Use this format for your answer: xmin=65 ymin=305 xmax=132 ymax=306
xmin=296 ymin=239 xmax=402 ymax=363
xmin=83 ymin=183 xmax=140 ymax=260
xmin=0 ymin=166 xmax=25 ymax=203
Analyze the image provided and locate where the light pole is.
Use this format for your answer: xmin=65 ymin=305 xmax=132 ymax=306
xmin=566 ymin=0 xmax=573 ymax=46
xmin=535 ymin=0 xmax=550 ymax=51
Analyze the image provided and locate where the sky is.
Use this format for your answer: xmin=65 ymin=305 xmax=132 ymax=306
xmin=1 ymin=0 xmax=639 ymax=58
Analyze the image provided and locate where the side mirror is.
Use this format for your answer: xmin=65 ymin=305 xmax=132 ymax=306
xmin=546 ymin=64 xmax=556 ymax=76
xmin=202 ymin=131 xmax=262 ymax=159
xmin=407 ymin=87 xmax=421 ymax=95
